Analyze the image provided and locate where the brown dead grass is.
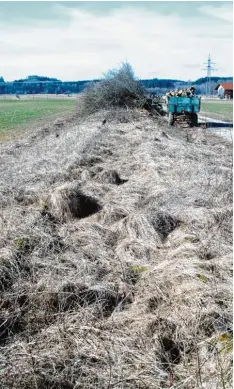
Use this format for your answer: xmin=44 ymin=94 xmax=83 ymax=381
xmin=0 ymin=105 xmax=232 ymax=389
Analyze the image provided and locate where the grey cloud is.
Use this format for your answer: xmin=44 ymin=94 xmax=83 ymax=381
xmin=0 ymin=3 xmax=232 ymax=81
xmin=184 ymin=64 xmax=201 ymax=69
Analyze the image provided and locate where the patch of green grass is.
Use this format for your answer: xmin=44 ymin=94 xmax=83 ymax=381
xmin=0 ymin=99 xmax=76 ymax=135
xmin=200 ymin=100 xmax=233 ymax=122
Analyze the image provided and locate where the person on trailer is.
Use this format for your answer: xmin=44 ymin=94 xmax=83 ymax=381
xmin=189 ymin=86 xmax=196 ymax=96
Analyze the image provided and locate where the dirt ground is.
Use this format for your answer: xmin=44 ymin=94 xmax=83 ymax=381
xmin=0 ymin=108 xmax=232 ymax=389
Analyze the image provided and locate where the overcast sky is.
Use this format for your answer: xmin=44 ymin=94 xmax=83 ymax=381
xmin=0 ymin=1 xmax=233 ymax=81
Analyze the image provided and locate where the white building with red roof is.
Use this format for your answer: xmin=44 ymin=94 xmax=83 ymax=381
xmin=215 ymin=82 xmax=233 ymax=99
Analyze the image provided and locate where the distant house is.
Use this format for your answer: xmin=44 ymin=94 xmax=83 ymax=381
xmin=215 ymin=82 xmax=233 ymax=99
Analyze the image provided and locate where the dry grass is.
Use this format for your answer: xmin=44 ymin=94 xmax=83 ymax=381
xmin=0 ymin=102 xmax=232 ymax=389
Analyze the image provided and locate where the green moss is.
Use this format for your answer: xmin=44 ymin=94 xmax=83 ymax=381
xmin=14 ymin=237 xmax=33 ymax=254
xmin=14 ymin=238 xmax=25 ymax=249
xmin=208 ymin=332 xmax=233 ymax=355
xmin=196 ymin=273 xmax=208 ymax=283
xmin=218 ymin=332 xmax=233 ymax=354
xmin=130 ymin=265 xmax=148 ymax=273
xmin=41 ymin=201 xmax=48 ymax=209
xmin=183 ymin=235 xmax=199 ymax=243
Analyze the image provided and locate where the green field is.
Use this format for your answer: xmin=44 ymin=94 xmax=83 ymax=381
xmin=200 ymin=99 xmax=233 ymax=122
xmin=0 ymin=99 xmax=76 ymax=139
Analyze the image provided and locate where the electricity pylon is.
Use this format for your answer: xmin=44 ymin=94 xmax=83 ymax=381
xmin=202 ymin=54 xmax=217 ymax=96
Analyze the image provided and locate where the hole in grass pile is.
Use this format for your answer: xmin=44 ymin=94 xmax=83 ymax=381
xmin=48 ymin=185 xmax=102 ymax=221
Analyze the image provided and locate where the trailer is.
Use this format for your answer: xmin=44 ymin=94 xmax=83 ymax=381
xmin=166 ymin=96 xmax=201 ymax=127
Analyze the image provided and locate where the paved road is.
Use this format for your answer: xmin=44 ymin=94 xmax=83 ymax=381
xmin=198 ymin=115 xmax=233 ymax=142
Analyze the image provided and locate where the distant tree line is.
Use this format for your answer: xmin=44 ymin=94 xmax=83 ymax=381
xmin=141 ymin=78 xmax=185 ymax=89
xmin=144 ymin=77 xmax=233 ymax=96
xmin=0 ymin=75 xmax=232 ymax=95
xmin=0 ymin=75 xmax=99 ymax=95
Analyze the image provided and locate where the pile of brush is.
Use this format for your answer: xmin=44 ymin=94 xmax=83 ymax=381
xmin=142 ymin=95 xmax=166 ymax=116
xmin=166 ymin=86 xmax=196 ymax=97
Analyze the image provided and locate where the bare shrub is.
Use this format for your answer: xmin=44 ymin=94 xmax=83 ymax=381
xmin=79 ymin=62 xmax=145 ymax=115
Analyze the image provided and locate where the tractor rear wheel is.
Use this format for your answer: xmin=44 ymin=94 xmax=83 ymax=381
xmin=168 ymin=113 xmax=174 ymax=126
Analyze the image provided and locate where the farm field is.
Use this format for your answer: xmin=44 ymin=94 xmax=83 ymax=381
xmin=0 ymin=98 xmax=77 ymax=140
xmin=200 ymin=99 xmax=233 ymax=122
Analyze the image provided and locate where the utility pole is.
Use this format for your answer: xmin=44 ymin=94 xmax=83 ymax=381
xmin=202 ymin=54 xmax=217 ymax=96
